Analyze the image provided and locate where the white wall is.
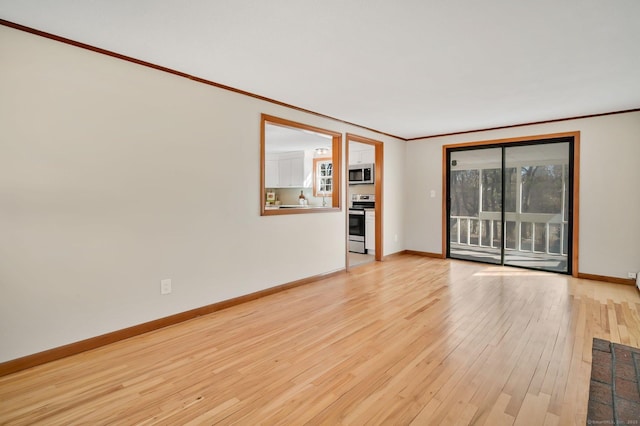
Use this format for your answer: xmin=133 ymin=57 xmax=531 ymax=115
xmin=405 ymin=111 xmax=640 ymax=279
xmin=0 ymin=26 xmax=405 ymax=362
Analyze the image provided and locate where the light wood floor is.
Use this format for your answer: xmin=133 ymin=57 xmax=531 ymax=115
xmin=1 ymin=255 xmax=640 ymax=425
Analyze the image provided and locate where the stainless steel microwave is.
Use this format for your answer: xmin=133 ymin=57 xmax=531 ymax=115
xmin=348 ymin=164 xmax=374 ymax=185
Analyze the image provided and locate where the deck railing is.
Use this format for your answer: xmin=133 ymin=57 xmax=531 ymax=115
xmin=450 ymin=213 xmax=568 ymax=256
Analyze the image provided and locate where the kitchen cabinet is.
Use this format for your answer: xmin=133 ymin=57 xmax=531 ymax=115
xmin=349 ymin=147 xmax=375 ymax=165
xmin=265 ymin=157 xmax=279 ymax=187
xmin=278 ymin=155 xmax=304 ymax=187
xmin=365 ymin=210 xmax=375 ymax=253
xmin=265 ymin=151 xmax=310 ymax=188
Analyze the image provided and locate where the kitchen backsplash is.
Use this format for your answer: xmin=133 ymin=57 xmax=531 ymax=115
xmin=268 ymin=188 xmax=329 ymax=207
xmin=348 ymin=184 xmax=375 ymax=203
xmin=267 ymin=183 xmax=374 ymax=207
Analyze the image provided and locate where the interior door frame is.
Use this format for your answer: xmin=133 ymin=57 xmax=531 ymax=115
xmin=346 ymin=133 xmax=384 ymax=269
xmin=442 ymin=131 xmax=580 ymax=276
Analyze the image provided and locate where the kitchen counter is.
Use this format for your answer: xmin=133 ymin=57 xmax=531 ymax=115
xmin=265 ymin=204 xmax=331 ymax=209
xmin=278 ymin=205 xmax=311 ymax=209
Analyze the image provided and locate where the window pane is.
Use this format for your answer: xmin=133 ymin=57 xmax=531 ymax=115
xmin=549 ymin=223 xmax=561 ymax=254
xmin=450 ymin=219 xmax=459 ymax=243
xmin=482 ymin=168 xmax=502 ymax=212
xmin=505 ymin=221 xmax=516 ymax=249
xmin=469 ymin=219 xmax=479 ymax=245
xmin=504 ymin=168 xmax=517 ymax=213
xmin=493 ymin=220 xmax=502 ymax=248
xmin=450 ymin=170 xmax=479 ymax=217
xmin=534 ymin=223 xmax=546 ymax=253
xmin=460 ymin=219 xmax=469 ymax=244
xmin=480 ymin=219 xmax=491 ymax=247
xmin=564 ymin=164 xmax=569 ymax=222
xmin=521 ymin=222 xmax=532 ymax=251
xmin=521 ymin=165 xmax=563 ymax=214
xmin=449 ymin=147 xmax=504 ymax=266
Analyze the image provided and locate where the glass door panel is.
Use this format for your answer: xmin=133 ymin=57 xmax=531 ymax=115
xmin=449 ymin=148 xmax=502 ymax=265
xmin=503 ymin=143 xmax=570 ymax=273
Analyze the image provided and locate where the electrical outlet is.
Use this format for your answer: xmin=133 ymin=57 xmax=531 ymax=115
xmin=160 ymin=279 xmax=172 ymax=295
xmin=628 ymin=272 xmax=638 ymax=279
xmin=394 ymin=234 xmax=398 ymax=242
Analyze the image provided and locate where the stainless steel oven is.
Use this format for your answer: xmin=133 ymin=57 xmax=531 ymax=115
xmin=348 ymin=209 xmax=366 ymax=253
xmin=348 ymin=194 xmax=375 ymax=254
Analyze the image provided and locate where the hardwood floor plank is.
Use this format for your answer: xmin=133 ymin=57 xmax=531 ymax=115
xmin=543 ymin=411 xmax=560 ymax=426
xmin=607 ymin=299 xmax=622 ymax=343
xmin=481 ymin=392 xmax=515 ymax=426
xmin=1 ymin=255 xmax=639 ymax=425
xmin=513 ymin=392 xmax=551 ymax=426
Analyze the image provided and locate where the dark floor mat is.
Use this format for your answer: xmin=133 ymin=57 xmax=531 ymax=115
xmin=587 ymin=338 xmax=640 ymax=424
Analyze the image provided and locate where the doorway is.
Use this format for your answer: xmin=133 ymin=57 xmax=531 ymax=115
xmin=446 ymin=135 xmax=578 ymax=275
xmin=346 ymin=134 xmax=383 ymax=269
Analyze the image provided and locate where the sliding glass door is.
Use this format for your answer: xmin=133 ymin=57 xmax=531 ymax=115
xmin=503 ymin=143 xmax=570 ymax=272
xmin=447 ymin=139 xmax=573 ymax=274
xmin=449 ymin=148 xmax=503 ymax=265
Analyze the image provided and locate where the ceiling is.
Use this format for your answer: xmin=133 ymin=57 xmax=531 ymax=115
xmin=265 ymin=122 xmax=332 ymax=154
xmin=1 ymin=0 xmax=639 ymax=139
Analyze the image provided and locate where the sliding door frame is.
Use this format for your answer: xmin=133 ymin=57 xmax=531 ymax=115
xmin=442 ymin=131 xmax=580 ymax=276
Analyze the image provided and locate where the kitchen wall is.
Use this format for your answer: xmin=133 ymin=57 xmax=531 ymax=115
xmin=0 ymin=26 xmax=406 ymax=362
xmin=405 ymin=110 xmax=640 ymax=280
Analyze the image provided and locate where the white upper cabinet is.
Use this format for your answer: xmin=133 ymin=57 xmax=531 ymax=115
xmin=349 ymin=145 xmax=375 ymax=165
xmin=265 ymin=151 xmax=312 ymax=188
xmin=265 ymin=155 xmax=280 ymax=187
